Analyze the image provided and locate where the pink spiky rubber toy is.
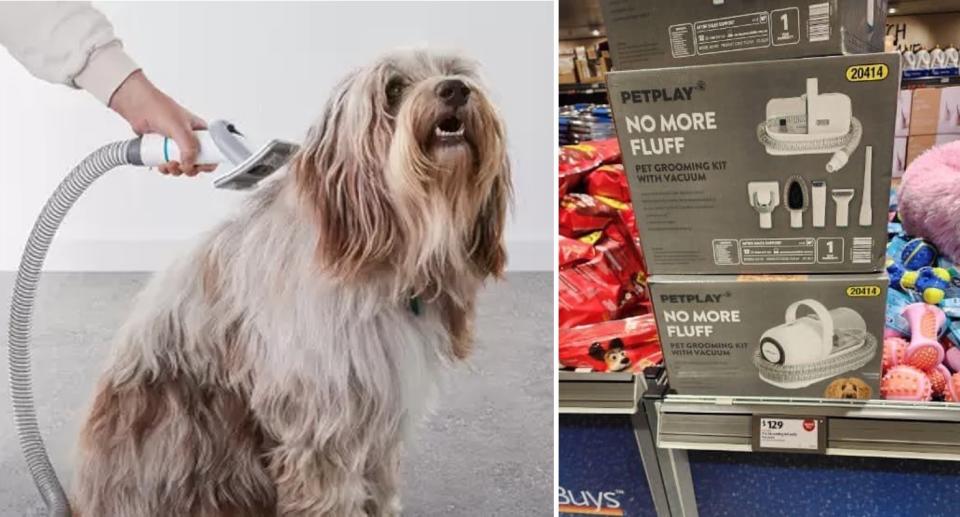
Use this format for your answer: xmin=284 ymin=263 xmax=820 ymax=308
xmin=945 ymin=373 xmax=960 ymax=402
xmin=881 ymin=365 xmax=933 ymax=401
xmin=901 ymin=303 xmax=946 ymax=371
xmin=927 ymin=364 xmax=952 ymax=397
xmin=882 ymin=337 xmax=908 ymax=372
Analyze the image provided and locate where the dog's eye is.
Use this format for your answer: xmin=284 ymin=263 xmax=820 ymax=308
xmin=386 ymin=79 xmax=407 ymax=105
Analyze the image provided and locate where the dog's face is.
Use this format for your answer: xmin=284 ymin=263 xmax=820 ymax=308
xmin=589 ymin=339 xmax=631 ymax=372
xmin=825 ymin=377 xmax=871 ymax=400
xmin=604 ymin=348 xmax=630 ymax=372
xmin=294 ymin=49 xmax=511 ymax=290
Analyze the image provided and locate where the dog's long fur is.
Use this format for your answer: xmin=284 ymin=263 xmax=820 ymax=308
xmin=72 ymin=49 xmax=511 ymax=516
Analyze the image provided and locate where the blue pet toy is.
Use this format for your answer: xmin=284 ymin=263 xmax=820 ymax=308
xmin=901 ymin=238 xmax=938 ymax=270
xmin=901 ymin=266 xmax=953 ymax=305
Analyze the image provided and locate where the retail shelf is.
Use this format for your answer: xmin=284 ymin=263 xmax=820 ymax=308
xmin=559 ymin=82 xmax=609 ymax=104
xmin=902 ymin=75 xmax=960 ymax=88
xmin=652 ymin=394 xmax=960 ymax=461
xmin=559 ymin=368 xmax=663 ymax=414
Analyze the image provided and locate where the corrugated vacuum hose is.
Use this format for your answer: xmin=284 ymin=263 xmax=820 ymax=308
xmin=7 ymin=140 xmax=137 ymax=517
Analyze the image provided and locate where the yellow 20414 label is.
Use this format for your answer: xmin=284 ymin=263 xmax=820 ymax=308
xmin=846 ymin=285 xmax=882 ymax=297
xmin=845 ymin=64 xmax=889 ymax=82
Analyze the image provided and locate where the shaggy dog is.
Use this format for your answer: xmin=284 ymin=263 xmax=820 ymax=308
xmin=72 ymin=49 xmax=511 ymax=516
xmin=824 ymin=377 xmax=872 ymax=400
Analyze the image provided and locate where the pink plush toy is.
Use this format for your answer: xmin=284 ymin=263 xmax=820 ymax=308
xmin=899 ymin=139 xmax=960 ymax=262
xmin=901 ymin=303 xmax=946 ymax=370
xmin=881 ymin=365 xmax=933 ymax=401
xmin=882 ymin=336 xmax=908 ymax=371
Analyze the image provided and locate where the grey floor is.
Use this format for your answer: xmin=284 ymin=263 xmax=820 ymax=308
xmin=0 ymin=271 xmax=552 ymax=516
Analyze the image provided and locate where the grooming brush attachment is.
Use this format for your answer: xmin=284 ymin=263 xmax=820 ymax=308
xmin=882 ymin=336 xmax=908 ymax=371
xmin=901 ymin=303 xmax=946 ymax=370
xmin=881 ymin=365 xmax=933 ymax=401
xmin=831 ymin=189 xmax=854 ymax=227
xmin=754 ymin=299 xmax=877 ymax=389
xmin=748 ymin=181 xmax=780 ymax=229
xmin=784 ymin=176 xmax=808 ymax=228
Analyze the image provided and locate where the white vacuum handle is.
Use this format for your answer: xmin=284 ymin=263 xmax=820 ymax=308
xmin=785 ymin=299 xmax=834 ymax=357
xmin=135 ymin=120 xmax=252 ymax=167
xmin=138 ymin=132 xmax=226 ymax=166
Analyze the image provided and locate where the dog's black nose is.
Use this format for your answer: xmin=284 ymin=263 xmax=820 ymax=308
xmin=437 ymin=79 xmax=470 ymax=107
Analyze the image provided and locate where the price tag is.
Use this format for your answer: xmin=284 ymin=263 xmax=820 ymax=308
xmin=751 ymin=415 xmax=826 ymax=453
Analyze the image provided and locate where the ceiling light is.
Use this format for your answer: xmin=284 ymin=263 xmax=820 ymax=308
xmin=591 ymin=29 xmax=601 ymax=37
xmin=888 ymin=7 xmax=897 ymax=14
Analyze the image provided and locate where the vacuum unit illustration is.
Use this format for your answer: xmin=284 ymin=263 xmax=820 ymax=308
xmin=753 ymin=299 xmax=877 ymax=389
xmin=757 ymin=78 xmax=861 ymax=173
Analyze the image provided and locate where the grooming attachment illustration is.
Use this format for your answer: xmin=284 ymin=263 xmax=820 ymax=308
xmin=754 ymin=299 xmax=877 ymax=389
xmin=784 ymin=176 xmax=808 ymax=229
xmin=859 ymin=146 xmax=872 ymax=227
xmin=748 ymin=181 xmax=779 ymax=229
xmin=832 ymin=188 xmax=854 ymax=227
xmin=758 ymin=78 xmax=862 ymax=173
xmin=811 ymin=180 xmax=827 ymax=228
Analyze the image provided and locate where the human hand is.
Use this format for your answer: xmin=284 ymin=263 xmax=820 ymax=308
xmin=109 ymin=71 xmax=217 ymax=176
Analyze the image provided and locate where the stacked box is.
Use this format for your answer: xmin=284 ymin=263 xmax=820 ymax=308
xmin=600 ymin=0 xmax=886 ymax=71
xmin=601 ymin=4 xmax=897 ymax=398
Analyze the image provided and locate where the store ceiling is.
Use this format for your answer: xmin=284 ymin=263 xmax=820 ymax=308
xmin=890 ymin=0 xmax=960 ymax=15
xmin=559 ymin=0 xmax=960 ymax=40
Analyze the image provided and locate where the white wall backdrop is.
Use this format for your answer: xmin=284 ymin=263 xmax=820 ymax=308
xmin=0 ymin=1 xmax=553 ymax=271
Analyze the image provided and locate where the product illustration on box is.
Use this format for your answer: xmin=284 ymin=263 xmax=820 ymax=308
xmin=755 ymin=299 xmax=877 ymax=389
xmin=758 ymin=78 xmax=861 ymax=173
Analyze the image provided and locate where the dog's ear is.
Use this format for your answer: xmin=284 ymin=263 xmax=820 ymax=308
xmin=588 ymin=342 xmax=606 ymax=361
xmin=609 ymin=338 xmax=625 ymax=351
xmin=824 ymin=380 xmax=839 ymax=399
xmin=294 ymin=71 xmax=402 ymax=279
xmin=856 ymin=379 xmax=872 ymax=399
xmin=468 ymin=156 xmax=511 ymax=278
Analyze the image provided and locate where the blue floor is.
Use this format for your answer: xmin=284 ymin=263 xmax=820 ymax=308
xmin=690 ymin=450 xmax=960 ymax=517
xmin=560 ymin=413 xmax=960 ymax=516
xmin=559 ymin=414 xmax=657 ymax=516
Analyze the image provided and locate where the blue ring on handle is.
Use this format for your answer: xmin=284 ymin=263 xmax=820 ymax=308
xmin=163 ymin=137 xmax=170 ymax=162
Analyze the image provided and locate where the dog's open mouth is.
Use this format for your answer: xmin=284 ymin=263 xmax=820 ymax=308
xmin=434 ymin=116 xmax=465 ymax=143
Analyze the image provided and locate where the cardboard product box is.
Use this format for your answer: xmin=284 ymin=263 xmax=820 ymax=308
xmin=559 ymin=55 xmax=578 ymax=85
xmin=600 ymin=0 xmax=886 ymax=71
xmin=895 ymin=89 xmax=911 ymax=137
xmin=892 ymin=136 xmax=906 ymax=178
xmin=648 ymin=273 xmax=886 ymax=398
xmin=607 ymin=53 xmax=900 ymax=274
xmin=906 ymin=134 xmax=936 ymax=167
xmin=909 ymin=87 xmax=940 ymax=136
xmin=938 ymin=86 xmax=960 ymax=135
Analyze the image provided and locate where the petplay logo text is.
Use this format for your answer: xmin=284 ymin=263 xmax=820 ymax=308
xmin=659 ymin=292 xmax=728 ymax=304
xmin=558 ymin=486 xmax=624 ymax=516
xmin=617 ymin=81 xmax=705 ymax=104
